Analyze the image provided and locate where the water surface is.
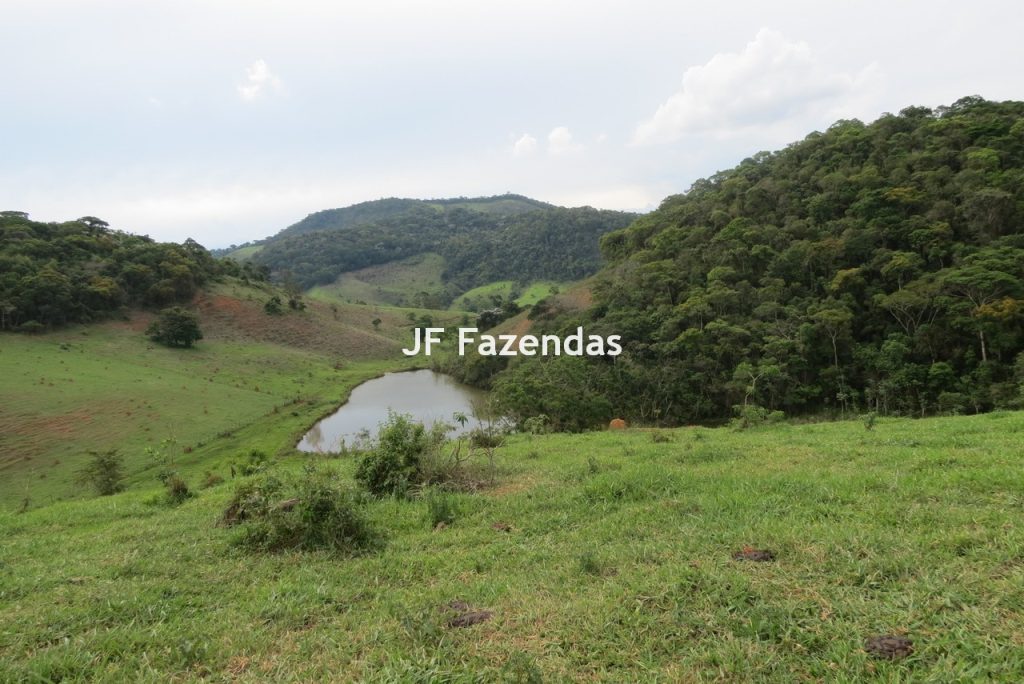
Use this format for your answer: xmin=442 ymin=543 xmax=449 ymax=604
xmin=297 ymin=369 xmax=488 ymax=453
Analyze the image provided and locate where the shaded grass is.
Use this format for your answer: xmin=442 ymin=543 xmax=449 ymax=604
xmin=2 ymin=412 xmax=1023 ymax=680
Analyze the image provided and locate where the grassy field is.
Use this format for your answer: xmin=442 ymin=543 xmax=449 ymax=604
xmin=450 ymin=280 xmax=566 ymax=312
xmin=3 ymin=412 xmax=1023 ymax=681
xmin=0 ymin=279 xmax=438 ymax=509
xmin=222 ymin=244 xmax=264 ymax=262
xmin=308 ymin=253 xmax=447 ymax=309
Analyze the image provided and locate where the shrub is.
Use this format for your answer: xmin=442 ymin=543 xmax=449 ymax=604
xmin=355 ymin=412 xmax=447 ymax=497
xmin=862 ymin=412 xmax=878 ymax=431
xmin=235 ymin=449 xmax=270 ymax=476
xmin=521 ymin=414 xmax=552 ymax=435
xmin=263 ymin=296 xmax=283 ymax=315
xmin=76 ymin=449 xmax=126 ymax=496
xmin=163 ymin=473 xmax=193 ymax=504
xmin=730 ymin=404 xmax=784 ymax=430
xmin=221 ymin=469 xmax=379 ymax=553
xmin=469 ymin=427 xmax=505 ymax=450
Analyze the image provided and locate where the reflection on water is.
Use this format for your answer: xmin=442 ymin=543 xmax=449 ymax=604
xmin=297 ymin=369 xmax=488 ymax=453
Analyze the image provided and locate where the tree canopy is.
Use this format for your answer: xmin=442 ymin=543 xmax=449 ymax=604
xmin=250 ymin=203 xmax=637 ymax=295
xmin=0 ymin=213 xmax=252 ymax=331
xmin=482 ymin=97 xmax=1024 ymax=429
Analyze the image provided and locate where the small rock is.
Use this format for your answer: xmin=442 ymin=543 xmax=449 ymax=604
xmin=865 ymin=635 xmax=913 ymax=660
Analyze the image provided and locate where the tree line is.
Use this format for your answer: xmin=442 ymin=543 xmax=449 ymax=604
xmin=0 ymin=213 xmax=259 ymax=331
xmin=251 ymin=204 xmax=637 ymax=296
xmin=474 ymin=97 xmax=1024 ymax=429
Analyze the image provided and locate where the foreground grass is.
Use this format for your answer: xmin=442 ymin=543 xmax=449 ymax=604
xmin=2 ymin=412 xmax=1023 ymax=681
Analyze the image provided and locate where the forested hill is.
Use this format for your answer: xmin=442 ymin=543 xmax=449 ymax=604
xmin=489 ymin=97 xmax=1024 ymax=429
xmin=251 ymin=202 xmax=637 ymax=290
xmin=0 ymin=213 xmax=256 ymax=331
xmin=279 ymin=194 xmax=553 ymax=239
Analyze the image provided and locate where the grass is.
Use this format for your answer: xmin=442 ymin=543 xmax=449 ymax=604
xmin=449 ymin=280 xmax=567 ymax=312
xmin=2 ymin=411 xmax=1023 ymax=680
xmin=222 ymin=244 xmax=264 ymax=261
xmin=0 ymin=305 xmax=410 ymax=509
xmin=308 ymin=253 xmax=447 ymax=309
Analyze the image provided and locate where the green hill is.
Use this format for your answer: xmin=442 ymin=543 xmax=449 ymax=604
xmin=252 ymin=202 xmax=637 ymax=298
xmin=477 ymin=97 xmax=1024 ymax=429
xmin=278 ymin=194 xmax=552 ymax=240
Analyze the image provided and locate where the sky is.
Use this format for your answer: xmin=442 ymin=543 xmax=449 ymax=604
xmin=2 ymin=0 xmax=1022 ymax=248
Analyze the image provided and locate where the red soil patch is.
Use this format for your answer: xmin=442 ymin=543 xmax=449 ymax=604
xmin=193 ymin=292 xmax=399 ymax=359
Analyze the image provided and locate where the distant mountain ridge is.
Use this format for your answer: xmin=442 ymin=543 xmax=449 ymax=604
xmin=229 ymin=194 xmax=638 ymax=301
xmin=280 ymin=194 xmax=554 ymax=239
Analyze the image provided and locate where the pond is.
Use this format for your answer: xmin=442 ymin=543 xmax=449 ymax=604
xmin=297 ymin=369 xmax=489 ymax=453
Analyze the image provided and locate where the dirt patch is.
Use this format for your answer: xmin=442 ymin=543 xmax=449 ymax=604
xmin=442 ymin=600 xmax=493 ymax=628
xmin=865 ymin=635 xmax=913 ymax=660
xmin=732 ymin=547 xmax=776 ymax=562
xmin=491 ymin=522 xmax=513 ymax=533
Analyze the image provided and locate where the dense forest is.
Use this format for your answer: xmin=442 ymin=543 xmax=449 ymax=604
xmin=0 ymin=213 xmax=256 ymax=331
xmin=252 ymin=203 xmax=636 ymax=293
xmin=277 ymin=194 xmax=553 ymax=239
xmin=480 ymin=97 xmax=1024 ymax=429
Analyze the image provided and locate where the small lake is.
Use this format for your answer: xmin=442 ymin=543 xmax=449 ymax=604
xmin=297 ymin=369 xmax=489 ymax=453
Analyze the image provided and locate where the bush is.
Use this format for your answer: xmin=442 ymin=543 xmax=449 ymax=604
xmin=163 ymin=473 xmax=193 ymax=504
xmin=730 ymin=404 xmax=784 ymax=430
xmin=221 ymin=469 xmax=379 ymax=553
xmin=469 ymin=427 xmax=505 ymax=449
xmin=235 ymin=449 xmax=270 ymax=476
xmin=355 ymin=412 xmax=447 ymax=497
xmin=263 ymin=296 xmax=283 ymax=315
xmin=77 ymin=449 xmax=126 ymax=496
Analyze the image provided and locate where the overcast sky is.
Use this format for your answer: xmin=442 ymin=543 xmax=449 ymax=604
xmin=2 ymin=0 xmax=1021 ymax=247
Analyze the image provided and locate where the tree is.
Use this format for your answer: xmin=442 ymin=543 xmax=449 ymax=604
xmin=77 ymin=449 xmax=126 ymax=496
xmin=146 ymin=307 xmax=203 ymax=348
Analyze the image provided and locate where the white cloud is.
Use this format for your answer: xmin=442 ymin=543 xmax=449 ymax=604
xmin=237 ymin=58 xmax=283 ymax=101
xmin=512 ymin=133 xmax=538 ymax=157
xmin=547 ymin=126 xmax=582 ymax=155
xmin=634 ymin=28 xmax=876 ymax=145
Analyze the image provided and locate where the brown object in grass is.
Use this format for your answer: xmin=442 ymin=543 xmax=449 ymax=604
xmin=442 ymin=600 xmax=493 ymax=628
xmin=609 ymin=418 xmax=627 ymax=430
xmin=865 ymin=635 xmax=913 ymax=660
xmin=732 ymin=546 xmax=776 ymax=562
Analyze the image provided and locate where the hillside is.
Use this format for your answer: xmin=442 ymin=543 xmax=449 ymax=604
xmin=0 ymin=212 xmax=233 ymax=331
xmin=279 ymin=194 xmax=553 ymax=239
xmin=481 ymin=97 xmax=1024 ymax=430
xmin=3 ymin=411 xmax=1023 ymax=680
xmin=245 ymin=198 xmax=636 ymax=297
xmin=0 ymin=276 xmax=455 ymax=507
xmin=215 ymin=194 xmax=553 ymax=261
